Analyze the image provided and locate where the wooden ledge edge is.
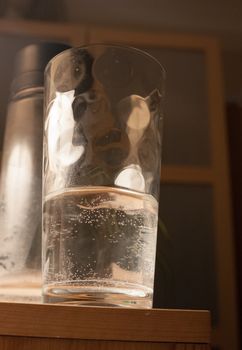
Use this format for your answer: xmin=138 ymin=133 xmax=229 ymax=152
xmin=0 ymin=302 xmax=211 ymax=344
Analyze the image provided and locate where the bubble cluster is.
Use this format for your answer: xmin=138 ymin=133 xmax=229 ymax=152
xmin=43 ymin=186 xmax=158 ymax=295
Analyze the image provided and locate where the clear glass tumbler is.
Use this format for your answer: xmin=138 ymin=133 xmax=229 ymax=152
xmin=43 ymin=44 xmax=165 ymax=308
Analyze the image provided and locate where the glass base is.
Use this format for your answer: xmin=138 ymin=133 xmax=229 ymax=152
xmin=43 ymin=280 xmax=153 ymax=308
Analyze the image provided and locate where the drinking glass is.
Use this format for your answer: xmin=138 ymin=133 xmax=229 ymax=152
xmin=43 ymin=44 xmax=165 ymax=308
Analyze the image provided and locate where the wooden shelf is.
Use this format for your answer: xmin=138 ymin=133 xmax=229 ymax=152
xmin=161 ymin=165 xmax=214 ymax=184
xmin=0 ymin=302 xmax=211 ymax=349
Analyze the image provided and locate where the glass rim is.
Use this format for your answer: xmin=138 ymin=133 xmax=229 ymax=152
xmin=45 ymin=42 xmax=166 ymax=78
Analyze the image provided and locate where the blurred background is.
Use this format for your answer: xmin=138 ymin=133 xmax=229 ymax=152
xmin=0 ymin=0 xmax=242 ymax=104
xmin=0 ymin=1 xmax=241 ymax=349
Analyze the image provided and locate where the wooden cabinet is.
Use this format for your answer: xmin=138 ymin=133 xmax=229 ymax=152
xmin=0 ymin=19 xmax=238 ymax=349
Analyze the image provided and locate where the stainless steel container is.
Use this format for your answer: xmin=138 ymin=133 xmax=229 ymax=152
xmin=0 ymin=43 xmax=70 ymax=301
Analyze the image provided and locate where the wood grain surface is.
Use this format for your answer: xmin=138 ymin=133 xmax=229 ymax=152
xmin=0 ymin=302 xmax=210 ymax=344
xmin=0 ymin=335 xmax=210 ymax=350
